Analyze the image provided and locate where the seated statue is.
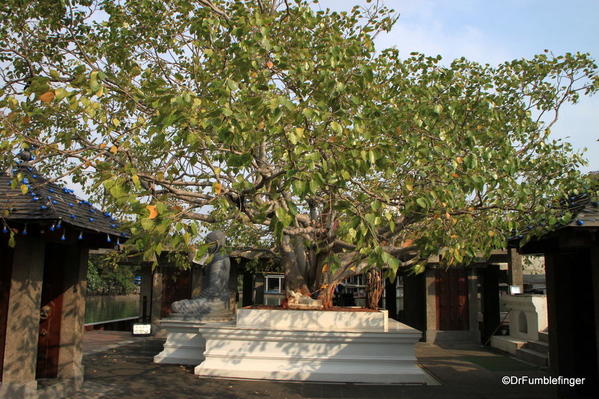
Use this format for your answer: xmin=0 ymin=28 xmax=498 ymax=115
xmin=171 ymin=231 xmax=233 ymax=318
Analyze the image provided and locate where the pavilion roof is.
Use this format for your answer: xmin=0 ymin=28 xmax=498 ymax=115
xmin=0 ymin=165 xmax=122 ymax=238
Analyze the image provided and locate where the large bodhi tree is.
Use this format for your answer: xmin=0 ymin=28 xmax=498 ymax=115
xmin=1 ymin=0 xmax=598 ymax=307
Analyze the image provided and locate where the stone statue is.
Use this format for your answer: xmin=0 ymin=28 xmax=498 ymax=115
xmin=171 ymin=231 xmax=233 ymax=318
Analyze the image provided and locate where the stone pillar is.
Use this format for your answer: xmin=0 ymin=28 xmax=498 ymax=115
xmin=139 ymin=263 xmax=153 ymax=322
xmin=0 ymin=237 xmax=45 ymax=397
xmin=480 ymin=264 xmax=500 ymax=345
xmin=507 ymin=248 xmax=524 ymax=292
xmin=424 ymin=268 xmax=437 ymax=343
xmin=254 ymin=275 xmax=265 ymax=305
xmin=468 ymin=267 xmax=480 ymax=342
xmin=56 ymin=244 xmax=88 ymax=387
xmin=151 ymin=269 xmax=163 ymax=332
xmin=592 ymin=247 xmax=599 ymax=391
xmin=242 ymin=272 xmax=254 ymax=307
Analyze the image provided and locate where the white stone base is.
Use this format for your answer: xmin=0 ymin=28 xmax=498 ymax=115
xmin=194 ymin=309 xmax=435 ymax=385
xmin=153 ymin=319 xmax=233 ymax=365
xmin=490 ymin=335 xmax=526 ymax=355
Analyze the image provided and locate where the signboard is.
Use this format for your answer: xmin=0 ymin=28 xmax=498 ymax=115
xmin=132 ymin=323 xmax=152 ymax=336
xmin=509 ymin=285 xmax=522 ymax=295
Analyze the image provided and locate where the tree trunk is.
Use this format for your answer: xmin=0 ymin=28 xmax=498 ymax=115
xmin=280 ymin=235 xmax=311 ymax=297
xmin=317 ymin=281 xmax=339 ymax=309
xmin=366 ymin=268 xmax=384 ymax=309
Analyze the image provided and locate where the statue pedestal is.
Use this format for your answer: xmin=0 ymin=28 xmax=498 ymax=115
xmin=154 ymin=314 xmax=234 ymax=365
xmin=194 ymin=308 xmax=437 ymax=384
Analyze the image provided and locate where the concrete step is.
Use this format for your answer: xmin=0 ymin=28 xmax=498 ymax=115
xmin=538 ymin=331 xmax=549 ymax=343
xmin=523 ymin=340 xmax=549 ymax=353
xmin=515 ymin=347 xmax=548 ymax=367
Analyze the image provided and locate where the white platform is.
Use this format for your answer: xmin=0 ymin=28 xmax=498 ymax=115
xmin=194 ymin=308 xmax=435 ymax=384
xmin=237 ymin=308 xmax=389 ymax=331
xmin=153 ymin=319 xmax=233 ymax=365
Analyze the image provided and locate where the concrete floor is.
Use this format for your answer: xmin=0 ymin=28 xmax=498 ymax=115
xmin=73 ymin=331 xmax=556 ymax=399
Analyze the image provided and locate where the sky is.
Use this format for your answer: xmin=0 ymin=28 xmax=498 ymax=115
xmin=320 ymin=0 xmax=599 ymax=173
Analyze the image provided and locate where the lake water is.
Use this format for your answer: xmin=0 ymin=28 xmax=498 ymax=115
xmin=85 ymin=295 xmax=140 ymax=325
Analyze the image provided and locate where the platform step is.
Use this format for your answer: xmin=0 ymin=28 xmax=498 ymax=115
xmin=538 ymin=331 xmax=549 ymax=343
xmin=523 ymin=340 xmax=549 ymax=353
xmin=515 ymin=348 xmax=548 ymax=367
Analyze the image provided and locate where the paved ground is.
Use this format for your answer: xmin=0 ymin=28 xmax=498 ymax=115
xmin=74 ymin=332 xmax=557 ymax=399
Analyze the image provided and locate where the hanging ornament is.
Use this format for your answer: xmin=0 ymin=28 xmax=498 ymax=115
xmin=60 ymin=232 xmax=66 ymax=241
xmin=78 ymin=231 xmax=83 ymax=240
xmin=49 ymin=224 xmax=56 ymax=232
xmin=22 ymin=224 xmax=28 ymax=235
xmin=2 ymin=225 xmax=8 ymax=234
xmin=56 ymin=220 xmax=62 ymax=229
xmin=89 ymin=217 xmax=95 ymax=222
xmin=106 ymin=234 xmax=112 ymax=243
xmin=116 ymin=237 xmax=121 ymax=245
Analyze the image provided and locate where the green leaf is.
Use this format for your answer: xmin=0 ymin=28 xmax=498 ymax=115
xmin=140 ymin=218 xmax=154 ymax=231
xmin=293 ymin=180 xmax=306 ymax=196
xmin=330 ymin=121 xmax=342 ymax=134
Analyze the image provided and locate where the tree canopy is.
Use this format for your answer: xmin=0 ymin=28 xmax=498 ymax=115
xmin=1 ymin=0 xmax=598 ymax=305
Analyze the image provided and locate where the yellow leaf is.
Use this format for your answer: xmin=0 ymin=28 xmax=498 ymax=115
xmin=39 ymin=91 xmax=55 ymax=103
xmin=322 ymin=264 xmax=329 ymax=272
xmin=488 ymin=231 xmax=496 ymax=237
xmin=146 ymin=205 xmax=158 ymax=219
xmin=99 ymin=143 xmax=106 ymax=149
xmin=111 ymin=118 xmax=120 ymax=127
xmin=456 ymin=156 xmax=463 ymax=164
xmin=109 ymin=145 xmax=118 ymax=154
xmin=132 ymin=175 xmax=141 ymax=188
xmin=20 ymin=184 xmax=28 ymax=194
xmin=213 ymin=182 xmax=222 ymax=195
xmin=96 ymin=86 xmax=104 ymax=97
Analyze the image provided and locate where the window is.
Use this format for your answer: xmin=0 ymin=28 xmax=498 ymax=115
xmin=265 ymin=275 xmax=283 ymax=293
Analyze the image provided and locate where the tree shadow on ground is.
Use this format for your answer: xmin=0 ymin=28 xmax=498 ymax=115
xmin=73 ymin=338 xmax=559 ymax=399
